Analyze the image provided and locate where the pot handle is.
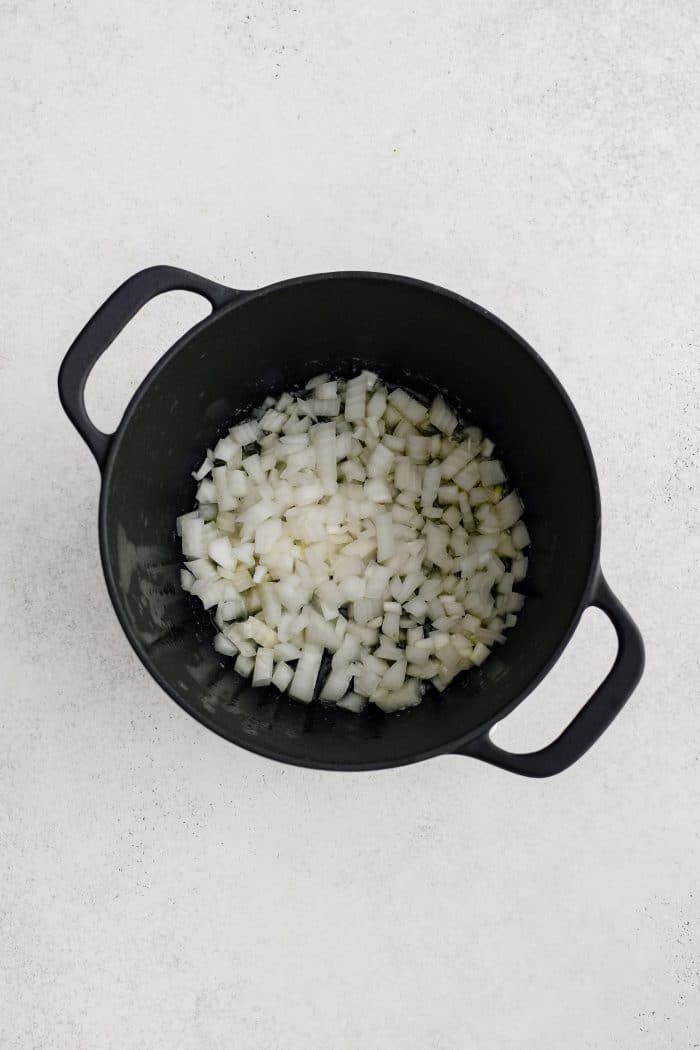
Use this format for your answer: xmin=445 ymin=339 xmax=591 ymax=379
xmin=457 ymin=572 xmax=644 ymax=777
xmin=58 ymin=265 xmax=240 ymax=469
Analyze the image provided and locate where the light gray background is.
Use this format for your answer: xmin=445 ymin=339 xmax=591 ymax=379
xmin=2 ymin=2 xmax=698 ymax=1048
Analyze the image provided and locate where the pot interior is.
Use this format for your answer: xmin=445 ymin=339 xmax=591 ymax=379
xmin=101 ymin=275 xmax=598 ymax=769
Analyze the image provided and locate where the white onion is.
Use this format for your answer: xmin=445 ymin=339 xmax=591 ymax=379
xmin=178 ymin=374 xmax=529 ymax=713
xmin=428 ymin=395 xmax=457 ymax=436
xmin=234 ymin=653 xmax=254 ymax=677
xmin=336 ymin=692 xmax=367 ymax=713
xmin=388 ymin=388 xmax=428 ymax=426
xmin=271 ymin=661 xmax=294 ymax=692
xmin=289 ymin=644 xmax=324 ymax=703
xmin=214 ymin=633 xmax=238 ymax=657
xmin=252 ymin=647 xmax=274 ymax=687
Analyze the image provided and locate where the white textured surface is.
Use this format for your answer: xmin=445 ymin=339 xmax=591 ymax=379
xmin=2 ymin=2 xmax=699 ymax=1047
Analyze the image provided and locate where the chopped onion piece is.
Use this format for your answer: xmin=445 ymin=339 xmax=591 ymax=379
xmin=193 ymin=457 xmax=214 ymax=481
xmin=374 ymin=679 xmax=421 ymax=713
xmin=305 ymin=372 xmax=330 ymax=390
xmin=241 ymin=616 xmax=277 ymax=648
xmin=311 ymin=396 xmax=341 ymax=417
xmin=354 ymin=668 xmax=380 ymax=697
xmin=429 ymin=395 xmax=457 ymax=435
xmin=366 ymin=388 xmax=387 ymax=419
xmin=230 ymin=420 xmax=260 ymax=446
xmin=289 ymin=645 xmax=323 ymax=703
xmin=252 ymin=647 xmax=274 ymax=687
xmin=495 ymin=490 xmax=524 ymax=528
xmin=479 ymin=459 xmax=506 ymax=486
xmin=181 ymin=517 xmax=207 ymax=558
xmin=312 ymin=422 xmax=337 ymax=495
xmin=366 ymin=442 xmax=394 ymax=477
xmin=388 ymin=388 xmax=428 ymax=425
xmin=272 ymin=661 xmax=294 ymax=693
xmin=471 ymin=641 xmax=491 ymax=666
xmin=441 ymin=446 xmax=470 ymax=480
xmin=320 ymin=666 xmax=354 ymax=701
xmin=512 ymin=555 xmax=528 ymax=582
xmin=234 ymin=653 xmax=254 ymax=678
xmin=511 ymin=521 xmax=531 ymax=550
xmin=214 ymin=632 xmax=238 ymax=657
xmin=336 ymin=692 xmax=367 ymax=713
xmin=208 ymin=536 xmax=236 ymax=569
xmin=374 ymin=512 xmax=395 ymax=563
xmin=344 ymin=375 xmax=367 ymax=422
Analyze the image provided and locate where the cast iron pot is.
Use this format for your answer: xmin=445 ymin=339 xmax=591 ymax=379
xmin=58 ymin=266 xmax=644 ymax=777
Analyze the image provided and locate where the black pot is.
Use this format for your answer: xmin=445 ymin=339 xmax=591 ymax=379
xmin=59 ymin=266 xmax=644 ymax=777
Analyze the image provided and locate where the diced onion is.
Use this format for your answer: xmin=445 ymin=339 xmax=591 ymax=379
xmin=428 ymin=395 xmax=457 ymax=436
xmin=252 ymin=647 xmax=274 ymax=687
xmin=271 ymin=661 xmax=294 ymax=692
xmin=289 ymin=644 xmax=324 ymax=703
xmin=179 ymin=374 xmax=528 ymax=713
xmin=336 ymin=692 xmax=367 ymax=713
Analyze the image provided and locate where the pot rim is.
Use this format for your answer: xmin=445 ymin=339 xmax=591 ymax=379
xmin=98 ymin=270 xmax=602 ymax=771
